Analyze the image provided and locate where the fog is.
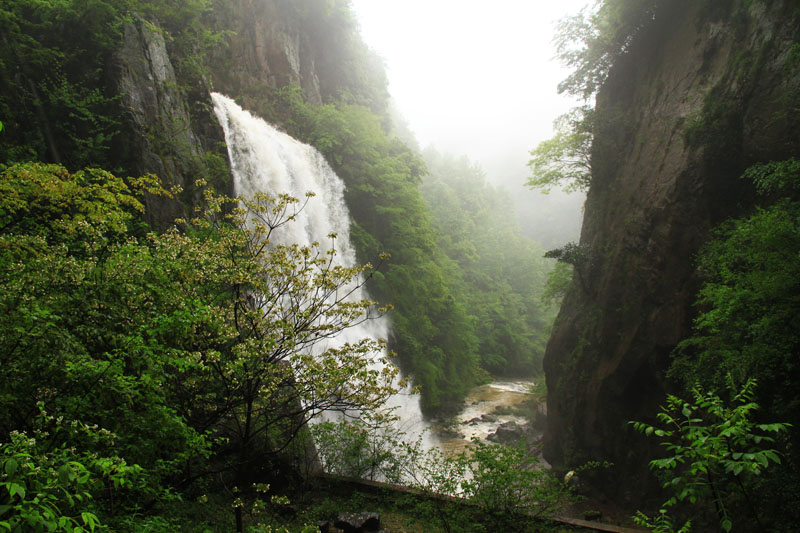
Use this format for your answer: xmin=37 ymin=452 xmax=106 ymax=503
xmin=351 ymin=0 xmax=591 ymax=247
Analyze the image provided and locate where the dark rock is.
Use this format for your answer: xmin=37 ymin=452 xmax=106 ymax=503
xmin=334 ymin=512 xmax=381 ymax=532
xmin=487 ymin=421 xmax=525 ymax=444
xmin=112 ymin=15 xmax=210 ymax=230
xmin=543 ymin=0 xmax=800 ymax=506
xmin=480 ymin=414 xmax=498 ymax=423
xmin=531 ymin=408 xmax=547 ymax=431
xmin=318 ymin=520 xmax=330 ymax=533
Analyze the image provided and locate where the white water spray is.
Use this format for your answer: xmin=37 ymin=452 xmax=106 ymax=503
xmin=211 ymin=93 xmax=435 ymax=453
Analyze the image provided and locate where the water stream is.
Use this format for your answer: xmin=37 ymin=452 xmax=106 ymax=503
xmin=433 ymin=380 xmax=538 ymax=455
xmin=210 ymin=93 xmax=434 ymax=448
xmin=210 ymin=93 xmax=540 ymax=475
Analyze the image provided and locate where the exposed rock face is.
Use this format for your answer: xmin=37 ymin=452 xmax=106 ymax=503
xmin=543 ymin=0 xmax=800 ymax=502
xmin=112 ymin=15 xmax=208 ymax=229
xmin=212 ymin=0 xmax=322 ymax=104
xmin=109 ymin=1 xmax=344 ymax=230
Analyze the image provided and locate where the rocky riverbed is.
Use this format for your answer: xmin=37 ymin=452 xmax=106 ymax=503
xmin=431 ymin=380 xmax=545 ymax=455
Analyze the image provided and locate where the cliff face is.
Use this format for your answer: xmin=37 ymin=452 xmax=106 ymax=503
xmin=211 ymin=0 xmax=323 ymax=104
xmin=543 ymin=0 xmax=800 ymax=501
xmin=113 ymin=15 xmax=208 ymax=229
xmin=109 ymin=1 xmax=340 ymax=227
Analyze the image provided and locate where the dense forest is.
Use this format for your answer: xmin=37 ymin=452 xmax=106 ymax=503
xmin=2 ymin=0 xmax=800 ymax=531
xmin=0 ymin=0 xmax=558 ymax=417
xmin=0 ymin=0 xmax=563 ymax=530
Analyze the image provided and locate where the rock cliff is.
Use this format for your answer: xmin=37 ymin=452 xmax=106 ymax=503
xmin=109 ymin=1 xmax=355 ymax=228
xmin=543 ymin=0 xmax=800 ymax=502
xmin=211 ymin=0 xmax=323 ymax=104
xmin=113 ymin=15 xmax=209 ymax=229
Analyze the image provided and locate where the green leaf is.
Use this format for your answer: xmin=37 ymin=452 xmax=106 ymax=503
xmin=81 ymin=512 xmax=98 ymax=532
xmin=8 ymin=483 xmax=25 ymax=500
xmin=3 ymin=459 xmax=18 ymax=477
xmin=58 ymin=465 xmax=73 ymax=485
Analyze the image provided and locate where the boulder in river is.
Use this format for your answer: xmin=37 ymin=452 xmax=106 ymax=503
xmin=487 ymin=421 xmax=526 ymax=444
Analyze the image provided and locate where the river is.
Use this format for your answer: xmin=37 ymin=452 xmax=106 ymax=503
xmin=432 ymin=379 xmax=542 ymax=455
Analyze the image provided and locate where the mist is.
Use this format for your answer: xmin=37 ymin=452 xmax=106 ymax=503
xmin=351 ymin=0 xmax=590 ymax=248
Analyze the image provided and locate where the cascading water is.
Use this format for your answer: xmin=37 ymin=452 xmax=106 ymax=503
xmin=210 ymin=93 xmax=435 ymax=456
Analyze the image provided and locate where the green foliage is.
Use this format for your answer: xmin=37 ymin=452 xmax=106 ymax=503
xmin=457 ymin=439 xmax=574 ymax=519
xmin=406 ymin=439 xmax=576 ymax=532
xmin=632 ymin=378 xmax=789 ymax=532
xmin=0 ymin=406 xmax=141 ymax=532
xmin=670 ymin=159 xmax=800 ymax=450
xmin=0 ymin=163 xmax=208 ymax=496
xmin=633 ymin=509 xmax=692 ymax=533
xmin=743 ymin=157 xmax=800 ymax=195
xmin=421 ymin=150 xmax=554 ymax=375
xmin=541 ymin=262 xmax=574 ymax=307
xmin=314 ymin=418 xmax=576 ymax=532
xmin=529 ymin=0 xmax=665 ymax=194
xmin=0 ymin=162 xmax=400 ymax=525
xmin=257 ymin=86 xmax=480 ymax=413
xmin=527 ymin=106 xmax=593 ymax=193
xmin=544 ymin=242 xmax=594 ymax=296
xmin=555 ymin=0 xmax=663 ymax=100
xmin=311 ymin=413 xmax=414 ymax=483
xmin=666 ymin=158 xmax=800 ymax=529
xmin=0 ymin=0 xmax=221 ymax=169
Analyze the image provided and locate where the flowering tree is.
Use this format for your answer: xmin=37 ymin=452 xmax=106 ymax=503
xmin=0 ymin=163 xmax=396 ymax=525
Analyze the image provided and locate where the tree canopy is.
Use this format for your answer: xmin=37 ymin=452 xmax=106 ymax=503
xmin=0 ymin=162 xmax=396 ymax=529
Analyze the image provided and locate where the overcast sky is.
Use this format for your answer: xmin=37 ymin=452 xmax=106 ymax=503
xmin=350 ymin=0 xmax=591 ymax=173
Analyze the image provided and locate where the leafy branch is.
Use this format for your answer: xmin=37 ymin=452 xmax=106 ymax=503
xmin=631 ymin=377 xmax=790 ymax=532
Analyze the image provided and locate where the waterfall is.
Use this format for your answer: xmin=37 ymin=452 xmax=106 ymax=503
xmin=210 ymin=93 xmax=435 ymax=456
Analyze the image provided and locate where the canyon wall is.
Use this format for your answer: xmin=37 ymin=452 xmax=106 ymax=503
xmin=543 ymin=0 xmax=800 ymax=502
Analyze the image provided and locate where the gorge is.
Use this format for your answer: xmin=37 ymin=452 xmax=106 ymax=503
xmin=1 ymin=0 xmax=799 ymax=530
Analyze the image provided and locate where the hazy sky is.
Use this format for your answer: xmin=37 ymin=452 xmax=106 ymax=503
xmin=350 ymin=0 xmax=591 ymax=170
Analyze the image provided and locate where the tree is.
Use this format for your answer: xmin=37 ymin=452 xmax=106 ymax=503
xmin=527 ymin=106 xmax=593 ymax=193
xmin=544 ymin=242 xmax=594 ymax=295
xmin=421 ymin=149 xmax=553 ymax=376
xmin=670 ymin=159 xmax=800 ymax=455
xmin=0 ymin=163 xmax=398 ymax=523
xmin=554 ymin=0 xmax=662 ymax=100
xmin=527 ymin=0 xmax=663 ymax=193
xmin=179 ymin=187 xmax=398 ymax=478
xmin=663 ymin=159 xmax=800 ymax=529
